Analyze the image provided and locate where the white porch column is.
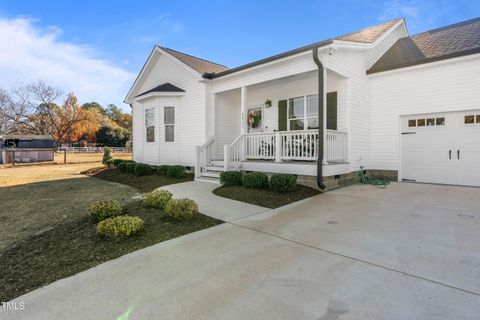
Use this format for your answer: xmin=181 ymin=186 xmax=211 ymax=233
xmin=240 ymin=86 xmax=247 ymax=161
xmin=322 ymin=68 xmax=328 ymax=165
xmin=240 ymin=86 xmax=247 ymax=134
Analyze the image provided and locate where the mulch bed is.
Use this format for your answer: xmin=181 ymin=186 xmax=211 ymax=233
xmin=0 ymin=200 xmax=222 ymax=302
xmin=213 ymin=185 xmax=320 ymax=209
xmin=83 ymin=167 xmax=194 ymax=192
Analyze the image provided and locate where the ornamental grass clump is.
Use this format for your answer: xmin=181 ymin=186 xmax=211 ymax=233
xmin=88 ymin=199 xmax=123 ymax=221
xmin=165 ymin=198 xmax=199 ymax=220
xmin=96 ymin=216 xmax=144 ymax=237
xmin=143 ymin=189 xmax=172 ymax=209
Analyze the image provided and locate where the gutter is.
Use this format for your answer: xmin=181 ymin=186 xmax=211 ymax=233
xmin=312 ymin=47 xmax=326 ymax=190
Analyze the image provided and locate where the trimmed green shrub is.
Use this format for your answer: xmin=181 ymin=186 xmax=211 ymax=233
xmin=113 ymin=159 xmax=124 ymax=168
xmin=166 ymin=165 xmax=186 ymax=178
xmin=105 ymin=159 xmax=115 ymax=168
xmin=102 ymin=147 xmax=113 ymax=165
xmin=157 ymin=165 xmax=170 ymax=175
xmin=270 ymin=174 xmax=297 ymax=193
xmin=125 ymin=162 xmax=136 ymax=174
xmin=88 ymin=199 xmax=123 ymax=221
xmin=143 ymin=189 xmax=172 ymax=209
xmin=97 ymin=215 xmax=144 ymax=237
xmin=118 ymin=162 xmax=128 ymax=173
xmin=243 ymin=172 xmax=269 ymax=189
xmin=220 ymin=171 xmax=243 ymax=186
xmin=134 ymin=163 xmax=153 ymax=176
xmin=165 ymin=198 xmax=199 ymax=220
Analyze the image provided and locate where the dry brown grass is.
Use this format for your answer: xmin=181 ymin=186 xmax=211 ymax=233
xmin=54 ymin=152 xmax=132 ymax=164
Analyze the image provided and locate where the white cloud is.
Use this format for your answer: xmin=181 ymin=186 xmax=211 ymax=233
xmin=0 ymin=17 xmax=135 ymax=109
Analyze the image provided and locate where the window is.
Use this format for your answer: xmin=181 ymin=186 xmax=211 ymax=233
xmin=408 ymin=119 xmax=416 ymax=127
xmin=426 ymin=118 xmax=435 ymax=126
xmin=145 ymin=108 xmax=155 ymax=142
xmin=164 ymin=107 xmax=175 ymax=142
xmin=436 ymin=117 xmax=445 ymax=125
xmin=477 ymin=115 xmax=480 ymax=123
xmin=465 ymin=115 xmax=475 ymax=124
xmin=417 ymin=119 xmax=425 ymax=127
xmin=288 ymin=97 xmax=304 ymax=130
xmin=288 ymin=95 xmax=319 ymax=130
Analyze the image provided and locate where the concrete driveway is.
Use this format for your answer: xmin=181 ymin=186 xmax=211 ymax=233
xmin=3 ymin=183 xmax=480 ymax=319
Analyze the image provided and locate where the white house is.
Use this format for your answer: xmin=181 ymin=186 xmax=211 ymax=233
xmin=125 ymin=17 xmax=480 ymax=190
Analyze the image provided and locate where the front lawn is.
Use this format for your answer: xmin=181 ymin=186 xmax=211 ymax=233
xmin=213 ymin=185 xmax=320 ymax=209
xmin=0 ymin=163 xmax=220 ymax=302
xmin=84 ymin=167 xmax=194 ymax=192
xmin=0 ymin=200 xmax=222 ymax=302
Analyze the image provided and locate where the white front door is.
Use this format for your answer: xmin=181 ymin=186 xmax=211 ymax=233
xmin=401 ymin=110 xmax=480 ymax=187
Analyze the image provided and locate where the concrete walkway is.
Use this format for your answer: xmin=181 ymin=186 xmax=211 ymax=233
xmin=3 ymin=182 xmax=480 ymax=319
xmin=161 ymin=181 xmax=271 ymax=221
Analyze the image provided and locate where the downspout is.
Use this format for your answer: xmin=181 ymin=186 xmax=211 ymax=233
xmin=312 ymin=47 xmax=325 ymax=190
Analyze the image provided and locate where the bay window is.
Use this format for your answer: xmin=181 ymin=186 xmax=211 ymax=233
xmin=164 ymin=107 xmax=175 ymax=142
xmin=145 ymin=108 xmax=155 ymax=142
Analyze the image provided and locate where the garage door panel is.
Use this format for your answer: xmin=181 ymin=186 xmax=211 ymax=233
xmin=401 ymin=111 xmax=480 ymax=187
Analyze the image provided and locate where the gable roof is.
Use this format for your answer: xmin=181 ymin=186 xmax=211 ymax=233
xmin=159 ymin=47 xmax=228 ymax=74
xmin=136 ymin=82 xmax=185 ymax=97
xmin=206 ymin=18 xmax=403 ymax=79
xmin=368 ymin=17 xmax=480 ymax=74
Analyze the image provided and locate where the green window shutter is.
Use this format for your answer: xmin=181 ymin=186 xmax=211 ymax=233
xmin=278 ymin=100 xmax=287 ymax=131
xmin=327 ymin=92 xmax=337 ymax=130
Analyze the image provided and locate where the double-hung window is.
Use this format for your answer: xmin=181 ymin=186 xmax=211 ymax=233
xmin=288 ymin=95 xmax=319 ymax=130
xmin=164 ymin=107 xmax=175 ymax=142
xmin=145 ymin=108 xmax=155 ymax=142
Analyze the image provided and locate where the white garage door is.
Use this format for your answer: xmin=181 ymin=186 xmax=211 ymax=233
xmin=401 ymin=110 xmax=480 ymax=187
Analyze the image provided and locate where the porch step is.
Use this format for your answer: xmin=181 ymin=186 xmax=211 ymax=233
xmin=206 ymin=165 xmax=224 ymax=172
xmin=211 ymin=160 xmax=224 ymax=166
xmin=201 ymin=171 xmax=221 ymax=178
xmin=195 ymin=176 xmax=221 ymax=184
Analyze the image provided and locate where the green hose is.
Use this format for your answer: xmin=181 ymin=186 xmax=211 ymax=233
xmin=358 ymin=167 xmax=390 ymax=189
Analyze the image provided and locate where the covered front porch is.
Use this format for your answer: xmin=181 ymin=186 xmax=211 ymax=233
xmin=196 ymin=69 xmax=350 ymax=179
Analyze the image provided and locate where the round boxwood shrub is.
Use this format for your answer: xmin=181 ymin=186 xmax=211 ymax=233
xmin=143 ymin=189 xmax=172 ymax=209
xmin=125 ymin=162 xmax=136 ymax=174
xmin=165 ymin=198 xmax=199 ymax=220
xmin=270 ymin=174 xmax=297 ymax=193
xmin=156 ymin=164 xmax=170 ymax=175
xmin=166 ymin=165 xmax=186 ymax=178
xmin=118 ymin=162 xmax=128 ymax=173
xmin=134 ymin=163 xmax=153 ymax=176
xmin=220 ymin=171 xmax=243 ymax=186
xmin=97 ymin=215 xmax=144 ymax=238
xmin=243 ymin=172 xmax=269 ymax=189
xmin=88 ymin=199 xmax=123 ymax=221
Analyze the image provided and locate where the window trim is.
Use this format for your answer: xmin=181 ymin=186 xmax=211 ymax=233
xmin=164 ymin=106 xmax=175 ymax=142
xmin=144 ymin=107 xmax=155 ymax=143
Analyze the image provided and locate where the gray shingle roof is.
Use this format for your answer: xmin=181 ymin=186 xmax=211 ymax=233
xmin=136 ymin=82 xmax=184 ymax=97
xmin=160 ymin=47 xmax=228 ymax=74
xmin=368 ymin=17 xmax=480 ymax=74
xmin=336 ymin=18 xmax=402 ymax=43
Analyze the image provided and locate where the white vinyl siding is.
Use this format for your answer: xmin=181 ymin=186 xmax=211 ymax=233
xmin=369 ymin=54 xmax=480 ymax=172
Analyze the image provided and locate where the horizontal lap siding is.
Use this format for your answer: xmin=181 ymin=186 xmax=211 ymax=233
xmin=132 ymin=53 xmax=205 ymax=166
xmin=370 ymin=55 xmax=480 ymax=170
xmin=215 ymin=90 xmax=241 ymax=158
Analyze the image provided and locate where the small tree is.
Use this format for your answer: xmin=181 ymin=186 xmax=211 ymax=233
xmin=102 ymin=147 xmax=113 ymax=165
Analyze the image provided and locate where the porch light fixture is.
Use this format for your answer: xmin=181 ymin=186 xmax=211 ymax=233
xmin=264 ymin=99 xmax=272 ymax=108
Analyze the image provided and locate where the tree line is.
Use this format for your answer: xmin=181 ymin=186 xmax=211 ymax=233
xmin=0 ymin=81 xmax=132 ymax=147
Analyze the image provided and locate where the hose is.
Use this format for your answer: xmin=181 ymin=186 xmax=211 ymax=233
xmin=358 ymin=167 xmax=390 ymax=189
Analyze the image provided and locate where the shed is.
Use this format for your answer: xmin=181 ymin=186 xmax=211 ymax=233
xmin=0 ymin=135 xmax=55 ymax=164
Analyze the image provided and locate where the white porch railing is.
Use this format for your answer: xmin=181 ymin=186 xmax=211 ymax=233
xmin=195 ymin=136 xmax=214 ymax=178
xmin=326 ymin=130 xmax=348 ymax=162
xmin=225 ymin=135 xmax=244 ymax=171
xmin=245 ymin=132 xmax=276 ymax=160
xmin=241 ymin=130 xmax=348 ymax=164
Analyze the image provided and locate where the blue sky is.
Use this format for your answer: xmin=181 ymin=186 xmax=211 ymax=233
xmin=0 ymin=0 xmax=478 ymax=109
